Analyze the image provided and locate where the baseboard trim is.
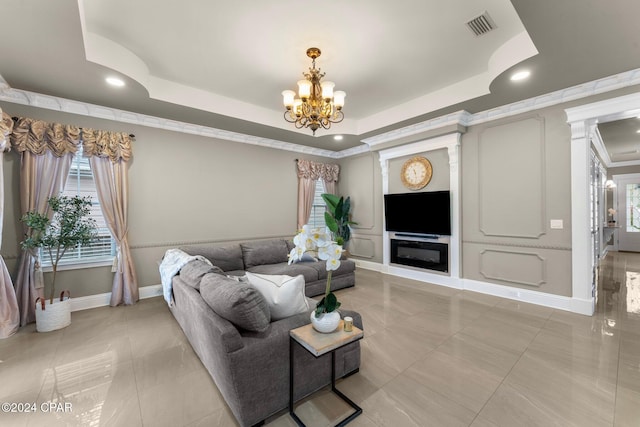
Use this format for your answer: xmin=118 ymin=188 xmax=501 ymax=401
xmin=70 ymin=284 xmax=163 ymax=312
xmin=463 ymin=279 xmax=594 ymax=315
xmin=355 ymin=260 xmax=594 ymax=315
xmin=352 ymin=259 xmax=384 ymax=272
xmin=385 ymin=265 xmax=463 ymax=290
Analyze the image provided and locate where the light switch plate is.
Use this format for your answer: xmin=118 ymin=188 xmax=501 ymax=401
xmin=550 ymin=219 xmax=563 ymax=229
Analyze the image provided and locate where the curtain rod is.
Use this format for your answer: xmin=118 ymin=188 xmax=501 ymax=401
xmin=11 ymin=117 xmax=135 ymax=138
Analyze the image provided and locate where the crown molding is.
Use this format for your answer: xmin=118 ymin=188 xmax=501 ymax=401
xmin=362 ymin=111 xmax=472 ymax=147
xmin=0 ymin=85 xmax=341 ymax=159
xmin=2 ymin=67 xmax=640 ymax=160
xmin=363 ymin=68 xmax=640 ymax=148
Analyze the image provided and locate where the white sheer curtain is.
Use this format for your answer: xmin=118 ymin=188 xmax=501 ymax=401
xmin=296 ymin=159 xmax=340 ymax=229
xmin=0 ymin=111 xmax=19 ymax=338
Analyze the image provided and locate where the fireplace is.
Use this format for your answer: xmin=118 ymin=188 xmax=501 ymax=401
xmin=390 ymin=236 xmax=449 ymax=273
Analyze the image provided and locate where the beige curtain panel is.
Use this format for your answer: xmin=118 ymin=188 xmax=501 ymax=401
xmin=87 ymin=156 xmax=138 ymax=306
xmin=82 ymin=128 xmax=137 ymax=306
xmin=296 ymin=159 xmax=340 ymax=229
xmin=0 ymin=111 xmax=19 ymax=338
xmin=8 ymin=116 xmax=137 ymax=325
xmin=11 ymin=117 xmax=80 ymax=326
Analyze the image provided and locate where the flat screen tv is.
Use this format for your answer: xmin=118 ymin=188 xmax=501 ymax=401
xmin=384 ymin=191 xmax=451 ymax=236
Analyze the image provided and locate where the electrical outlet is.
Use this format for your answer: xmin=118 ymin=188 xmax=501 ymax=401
xmin=550 ymin=219 xmax=563 ymax=229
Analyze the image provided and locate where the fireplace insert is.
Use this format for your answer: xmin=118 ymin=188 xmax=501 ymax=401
xmin=390 ymin=237 xmax=449 ymax=273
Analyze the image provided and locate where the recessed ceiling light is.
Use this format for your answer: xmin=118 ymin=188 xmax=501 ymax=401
xmin=106 ymin=77 xmax=125 ymax=87
xmin=636 ymin=129 xmax=640 ymax=133
xmin=333 ymin=135 xmax=343 ymax=141
xmin=510 ymin=70 xmax=531 ymax=81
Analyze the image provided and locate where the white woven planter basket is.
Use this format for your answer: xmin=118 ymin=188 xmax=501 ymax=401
xmin=35 ymin=291 xmax=71 ymax=332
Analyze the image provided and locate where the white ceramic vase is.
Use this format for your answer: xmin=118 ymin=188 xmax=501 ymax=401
xmin=310 ymin=310 xmax=341 ymax=333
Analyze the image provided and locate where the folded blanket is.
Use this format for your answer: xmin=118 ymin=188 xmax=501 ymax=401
xmin=159 ymin=248 xmax=213 ymax=306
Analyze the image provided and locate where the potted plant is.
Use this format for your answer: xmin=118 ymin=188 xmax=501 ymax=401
xmin=322 ymin=194 xmax=357 ymax=247
xmin=21 ymin=195 xmax=97 ymax=332
xmin=288 ymin=225 xmax=343 ymax=333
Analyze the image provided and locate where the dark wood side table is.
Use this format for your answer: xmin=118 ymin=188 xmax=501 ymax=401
xmin=289 ymin=320 xmax=364 ymax=426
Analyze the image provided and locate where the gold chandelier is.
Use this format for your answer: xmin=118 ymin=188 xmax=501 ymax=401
xmin=281 ymin=47 xmax=346 ymax=135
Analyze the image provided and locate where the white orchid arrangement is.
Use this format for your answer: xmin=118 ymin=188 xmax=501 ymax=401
xmin=608 ymin=208 xmax=617 ymax=218
xmin=288 ymin=225 xmax=343 ymax=317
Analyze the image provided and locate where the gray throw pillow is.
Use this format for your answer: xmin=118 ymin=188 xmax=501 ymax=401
xmin=240 ymin=239 xmax=289 ymax=269
xmin=200 ymin=273 xmax=271 ymax=332
xmin=180 ymin=244 xmax=245 ymax=272
xmin=180 ymin=260 xmax=224 ymax=290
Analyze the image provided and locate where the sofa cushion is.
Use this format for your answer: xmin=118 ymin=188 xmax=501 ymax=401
xmin=286 ymin=239 xmax=295 ymax=252
xmin=247 ymin=262 xmax=319 ymax=283
xmin=179 ymin=259 xmax=225 ymax=290
xmin=241 ymin=239 xmax=289 ymax=269
xmin=180 ymin=244 xmax=244 ymax=272
xmin=305 ymin=259 xmax=356 ymax=280
xmin=245 ymin=272 xmax=310 ymax=321
xmin=199 ymin=273 xmax=271 ymax=332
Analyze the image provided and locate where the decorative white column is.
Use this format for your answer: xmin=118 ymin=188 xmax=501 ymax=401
xmin=448 ymin=138 xmax=461 ymax=280
xmin=569 ymin=120 xmax=595 ymax=314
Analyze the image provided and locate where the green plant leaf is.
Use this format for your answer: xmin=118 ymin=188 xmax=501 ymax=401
xmin=334 ymin=197 xmax=344 ymax=221
xmin=324 ymin=212 xmax=338 ymax=233
xmin=324 ymin=292 xmax=339 ymax=312
xmin=321 ymin=193 xmax=340 ymax=213
xmin=315 ymin=296 xmax=326 ymax=317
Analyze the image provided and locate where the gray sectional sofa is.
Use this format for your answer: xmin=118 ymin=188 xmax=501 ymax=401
xmin=168 ymin=239 xmax=361 ymax=426
xmin=180 ymin=238 xmax=356 ymax=296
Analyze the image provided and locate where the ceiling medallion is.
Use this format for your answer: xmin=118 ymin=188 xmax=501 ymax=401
xmin=281 ymin=47 xmax=346 ymax=135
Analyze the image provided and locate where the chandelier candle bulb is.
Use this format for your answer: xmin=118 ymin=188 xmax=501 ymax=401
xmin=282 ymin=90 xmax=295 ymax=108
xmin=297 ymin=80 xmax=311 ymax=99
xmin=333 ymin=91 xmax=346 ymax=109
xmin=321 ymin=81 xmax=335 ymax=100
xmin=293 ymin=99 xmax=302 ymax=117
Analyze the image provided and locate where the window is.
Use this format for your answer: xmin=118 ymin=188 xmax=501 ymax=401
xmin=40 ymin=145 xmax=115 ymax=267
xmin=626 ymin=183 xmax=640 ymax=233
xmin=307 ymin=180 xmax=327 ymax=228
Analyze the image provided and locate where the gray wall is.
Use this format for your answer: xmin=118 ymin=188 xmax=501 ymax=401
xmin=1 ymin=101 xmax=328 ymax=298
xmin=461 ymin=111 xmax=573 ymax=296
xmin=388 ymin=148 xmax=450 ymax=194
xmin=337 ymin=153 xmax=383 ymax=262
xmin=339 ymin=110 xmax=574 ymax=296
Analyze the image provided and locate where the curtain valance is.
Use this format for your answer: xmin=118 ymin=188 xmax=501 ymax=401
xmin=82 ymin=128 xmax=132 ymax=163
xmin=8 ymin=117 xmax=132 ymax=163
xmin=10 ymin=117 xmax=80 ymax=157
xmin=296 ymin=159 xmax=340 ymax=182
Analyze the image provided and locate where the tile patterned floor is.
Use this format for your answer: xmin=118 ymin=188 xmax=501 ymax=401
xmin=1 ymin=251 xmax=639 ymax=426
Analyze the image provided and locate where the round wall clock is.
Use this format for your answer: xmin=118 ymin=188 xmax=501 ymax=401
xmin=400 ymin=156 xmax=433 ymax=190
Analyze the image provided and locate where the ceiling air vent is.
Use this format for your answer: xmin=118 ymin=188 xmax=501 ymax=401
xmin=466 ymin=12 xmax=496 ymax=36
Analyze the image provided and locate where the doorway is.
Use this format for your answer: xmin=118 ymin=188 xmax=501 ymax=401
xmin=566 ymin=91 xmax=640 ymax=315
xmin=614 ymin=173 xmax=640 ymax=252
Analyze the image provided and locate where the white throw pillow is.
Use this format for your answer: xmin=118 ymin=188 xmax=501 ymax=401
xmin=245 ymin=272 xmax=310 ymax=321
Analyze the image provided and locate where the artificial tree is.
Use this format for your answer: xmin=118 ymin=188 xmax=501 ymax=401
xmin=21 ymin=195 xmax=97 ymax=304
